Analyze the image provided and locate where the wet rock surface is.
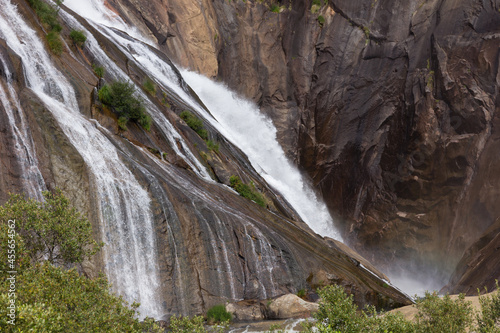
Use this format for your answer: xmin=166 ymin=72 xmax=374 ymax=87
xmin=109 ymin=0 xmax=500 ymax=289
xmin=0 ymin=0 xmax=412 ymax=320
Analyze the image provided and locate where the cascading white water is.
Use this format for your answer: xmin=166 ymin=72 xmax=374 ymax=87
xmin=0 ymin=0 xmax=161 ymax=318
xmin=58 ymin=7 xmax=211 ymax=180
xmin=181 ymin=71 xmax=342 ymax=240
xmin=64 ymin=0 xmax=341 ymax=240
xmin=0 ymin=56 xmax=45 ymax=200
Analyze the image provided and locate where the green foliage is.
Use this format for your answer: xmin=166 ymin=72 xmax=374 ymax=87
xmin=229 ymin=175 xmax=266 ymax=207
xmin=476 ymin=282 xmax=500 ymax=333
xmin=27 ymin=0 xmax=63 ymax=31
xmin=118 ymin=116 xmax=128 ymax=131
xmin=0 ymin=263 xmax=162 ymax=332
xmin=270 ymin=3 xmax=280 ymax=12
xmin=143 ymin=78 xmax=156 ymax=95
xmin=304 ymin=285 xmax=417 ymax=333
xmin=180 ymin=110 xmax=208 ymax=140
xmin=169 ymin=315 xmax=206 ymax=333
xmin=317 ymin=15 xmax=325 ymax=27
xmin=297 ymin=288 xmax=306 ymax=298
xmin=92 ymin=64 xmax=105 ymax=78
xmin=98 ymin=81 xmax=152 ymax=131
xmin=69 ymin=29 xmax=87 ymax=47
xmin=207 ymin=304 xmax=232 ymax=324
xmin=46 ymin=31 xmax=63 ymax=55
xmin=207 ymin=139 xmax=220 ymax=153
xmin=0 ymin=189 xmax=102 ymax=266
xmin=415 ymin=292 xmax=473 ymax=333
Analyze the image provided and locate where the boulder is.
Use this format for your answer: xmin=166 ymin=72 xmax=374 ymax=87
xmin=267 ymin=294 xmax=319 ymax=319
xmin=226 ymin=300 xmax=265 ymax=322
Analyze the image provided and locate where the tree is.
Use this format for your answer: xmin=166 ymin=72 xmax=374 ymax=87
xmin=0 ymin=189 xmax=102 ymax=266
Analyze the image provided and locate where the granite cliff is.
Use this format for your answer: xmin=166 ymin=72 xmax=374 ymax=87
xmin=106 ymin=0 xmax=500 ymax=289
xmin=0 ymin=0 xmax=413 ymax=320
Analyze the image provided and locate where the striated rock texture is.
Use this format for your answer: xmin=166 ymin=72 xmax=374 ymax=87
xmin=0 ymin=0 xmax=412 ymax=320
xmin=109 ymin=0 xmax=500 ymax=287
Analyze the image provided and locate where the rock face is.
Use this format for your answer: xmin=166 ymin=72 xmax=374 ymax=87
xmin=442 ymin=218 xmax=500 ymax=295
xmin=0 ymin=0 xmax=412 ymax=320
xmin=109 ymin=0 xmax=500 ymax=288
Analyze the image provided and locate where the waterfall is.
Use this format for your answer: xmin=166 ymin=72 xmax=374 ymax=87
xmin=181 ymin=71 xmax=342 ymax=240
xmin=0 ymin=0 xmax=161 ymax=318
xmin=0 ymin=55 xmax=45 ymax=200
xmin=63 ymin=0 xmax=341 ymax=240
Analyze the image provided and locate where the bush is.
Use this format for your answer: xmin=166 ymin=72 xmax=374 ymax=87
xmin=0 ymin=189 xmax=102 ymax=266
xmin=270 ymin=3 xmax=280 ymax=12
xmin=476 ymin=282 xmax=500 ymax=333
xmin=98 ymin=81 xmax=151 ymax=131
xmin=297 ymin=289 xmax=306 ymax=298
xmin=317 ymin=15 xmax=325 ymax=27
xmin=69 ymin=29 xmax=87 ymax=47
xmin=180 ymin=110 xmax=208 ymax=140
xmin=206 ymin=304 xmax=232 ymax=324
xmin=229 ymin=175 xmax=266 ymax=207
xmin=46 ymin=31 xmax=63 ymax=55
xmin=27 ymin=0 xmax=62 ymax=31
xmin=415 ymin=291 xmax=474 ymax=333
xmin=92 ymin=64 xmax=105 ymax=78
xmin=143 ymin=78 xmax=156 ymax=95
xmin=0 ymin=263 xmax=162 ymax=332
xmin=207 ymin=139 xmax=219 ymax=153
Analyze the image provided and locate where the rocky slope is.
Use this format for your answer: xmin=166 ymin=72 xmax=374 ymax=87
xmin=0 ymin=0 xmax=412 ymax=320
xmin=108 ymin=0 xmax=500 ymax=288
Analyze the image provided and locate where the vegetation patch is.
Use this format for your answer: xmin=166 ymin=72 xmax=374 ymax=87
xmin=180 ymin=110 xmax=208 ymax=140
xmin=27 ymin=0 xmax=64 ymax=55
xmin=46 ymin=31 xmax=63 ymax=55
xmin=317 ymin=15 xmax=325 ymax=27
xmin=143 ymin=78 xmax=156 ymax=95
xmin=69 ymin=29 xmax=87 ymax=47
xmin=98 ymin=81 xmax=152 ymax=131
xmin=92 ymin=64 xmax=105 ymax=78
xmin=206 ymin=304 xmax=232 ymax=324
xmin=229 ymin=175 xmax=267 ymax=207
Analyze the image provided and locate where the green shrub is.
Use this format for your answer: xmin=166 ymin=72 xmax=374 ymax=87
xmin=143 ymin=78 xmax=156 ymax=95
xmin=118 ymin=116 xmax=128 ymax=131
xmin=270 ymin=3 xmax=280 ymax=12
xmin=207 ymin=139 xmax=219 ymax=153
xmin=476 ymin=282 xmax=500 ymax=333
xmin=46 ymin=31 xmax=63 ymax=55
xmin=229 ymin=175 xmax=266 ymax=207
xmin=317 ymin=15 xmax=325 ymax=27
xmin=206 ymin=304 xmax=232 ymax=324
xmin=0 ymin=263 xmax=162 ymax=332
xmin=92 ymin=64 xmax=105 ymax=78
xmin=180 ymin=110 xmax=208 ymax=140
xmin=98 ymin=81 xmax=151 ymax=131
xmin=27 ymin=0 xmax=62 ymax=31
xmin=0 ymin=189 xmax=102 ymax=266
xmin=69 ymin=29 xmax=87 ymax=47
xmin=169 ymin=315 xmax=212 ymax=333
xmin=415 ymin=291 xmax=474 ymax=333
xmin=297 ymin=289 xmax=306 ymax=298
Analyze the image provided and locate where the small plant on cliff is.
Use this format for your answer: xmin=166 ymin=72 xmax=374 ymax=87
xmin=229 ymin=175 xmax=266 ymax=208
xmin=69 ymin=29 xmax=87 ymax=47
xmin=143 ymin=78 xmax=156 ymax=96
xmin=297 ymin=288 xmax=306 ymax=298
xmin=92 ymin=64 xmax=105 ymax=78
xmin=317 ymin=15 xmax=325 ymax=27
xmin=27 ymin=0 xmax=63 ymax=32
xmin=206 ymin=139 xmax=220 ymax=153
xmin=180 ymin=110 xmax=208 ymax=140
xmin=206 ymin=304 xmax=232 ymax=324
xmin=98 ymin=81 xmax=152 ymax=131
xmin=46 ymin=31 xmax=63 ymax=55
xmin=270 ymin=3 xmax=280 ymax=12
